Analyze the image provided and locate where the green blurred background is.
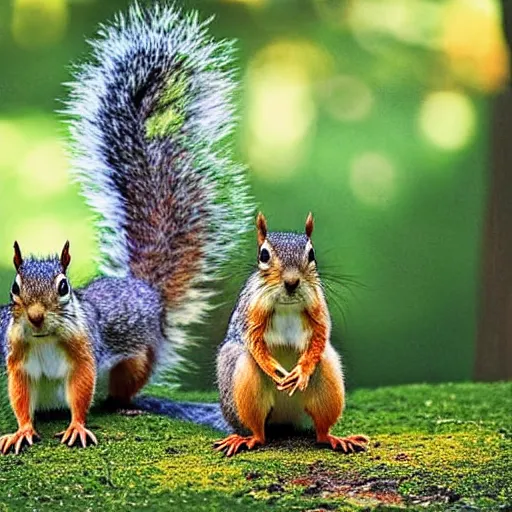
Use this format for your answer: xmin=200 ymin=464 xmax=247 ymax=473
xmin=0 ymin=0 xmax=507 ymax=390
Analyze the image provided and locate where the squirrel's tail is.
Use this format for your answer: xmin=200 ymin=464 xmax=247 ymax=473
xmin=66 ymin=3 xmax=252 ymax=367
xmin=133 ymin=396 xmax=229 ymax=432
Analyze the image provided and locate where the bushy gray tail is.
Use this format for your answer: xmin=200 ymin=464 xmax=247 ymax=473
xmin=133 ymin=397 xmax=229 ymax=432
xmin=66 ymin=3 xmax=252 ymax=366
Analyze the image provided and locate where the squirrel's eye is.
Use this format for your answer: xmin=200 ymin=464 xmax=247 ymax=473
xmin=308 ymin=248 xmax=316 ymax=263
xmin=259 ymin=248 xmax=271 ymax=264
xmin=58 ymin=279 xmax=70 ymax=297
xmin=11 ymin=281 xmax=20 ymax=296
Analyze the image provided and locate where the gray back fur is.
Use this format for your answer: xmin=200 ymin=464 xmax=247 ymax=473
xmin=0 ymin=305 xmax=9 ymax=364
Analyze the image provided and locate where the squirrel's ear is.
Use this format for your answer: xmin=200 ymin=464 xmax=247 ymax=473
xmin=13 ymin=241 xmax=23 ymax=271
xmin=60 ymin=241 xmax=71 ymax=273
xmin=305 ymin=212 xmax=314 ymax=238
xmin=256 ymin=212 xmax=268 ymax=246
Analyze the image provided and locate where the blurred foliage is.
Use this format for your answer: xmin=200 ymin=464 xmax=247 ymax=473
xmin=0 ymin=0 xmax=508 ymax=389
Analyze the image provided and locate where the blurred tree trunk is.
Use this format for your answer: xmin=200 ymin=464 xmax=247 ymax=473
xmin=475 ymin=1 xmax=512 ymax=380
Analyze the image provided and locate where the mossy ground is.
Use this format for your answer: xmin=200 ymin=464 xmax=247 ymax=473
xmin=0 ymin=382 xmax=510 ymax=511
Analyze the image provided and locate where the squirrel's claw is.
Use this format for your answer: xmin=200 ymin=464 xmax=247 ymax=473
xmin=213 ymin=434 xmax=262 ymax=457
xmin=274 ymin=364 xmax=289 ymax=382
xmin=55 ymin=422 xmax=98 ymax=448
xmin=277 ymin=365 xmax=310 ymax=396
xmin=0 ymin=426 xmax=40 ymax=455
xmin=318 ymin=434 xmax=369 ymax=454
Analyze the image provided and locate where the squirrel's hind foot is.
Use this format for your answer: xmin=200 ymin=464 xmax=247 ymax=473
xmin=55 ymin=422 xmax=98 ymax=448
xmin=317 ymin=434 xmax=369 ymax=454
xmin=0 ymin=426 xmax=40 ymax=455
xmin=214 ymin=434 xmax=263 ymax=457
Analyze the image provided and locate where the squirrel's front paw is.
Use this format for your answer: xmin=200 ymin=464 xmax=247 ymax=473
xmin=55 ymin=422 xmax=98 ymax=448
xmin=277 ymin=365 xmax=310 ymax=396
xmin=0 ymin=426 xmax=40 ymax=455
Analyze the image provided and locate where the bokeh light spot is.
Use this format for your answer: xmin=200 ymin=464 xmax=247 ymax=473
xmin=18 ymin=140 xmax=69 ymax=197
xmin=419 ymin=90 xmax=476 ymax=151
xmin=442 ymin=0 xmax=509 ymax=92
xmin=348 ymin=0 xmax=441 ymax=53
xmin=12 ymin=0 xmax=68 ymax=49
xmin=245 ymin=41 xmax=332 ymax=180
xmin=321 ymin=75 xmax=374 ymax=122
xmin=350 ymin=152 xmax=397 ymax=207
xmin=252 ymin=66 xmax=313 ymax=147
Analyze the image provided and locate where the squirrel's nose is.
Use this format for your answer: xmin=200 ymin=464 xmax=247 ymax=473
xmin=27 ymin=306 xmax=45 ymax=329
xmin=28 ymin=313 xmax=45 ymax=329
xmin=284 ymin=278 xmax=300 ymax=294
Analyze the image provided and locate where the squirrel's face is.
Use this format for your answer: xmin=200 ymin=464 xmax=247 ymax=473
xmin=10 ymin=241 xmax=73 ymax=338
xmin=254 ymin=212 xmax=321 ymax=309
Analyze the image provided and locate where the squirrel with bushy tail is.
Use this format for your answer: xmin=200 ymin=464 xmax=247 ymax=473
xmin=0 ymin=3 xmax=251 ymax=454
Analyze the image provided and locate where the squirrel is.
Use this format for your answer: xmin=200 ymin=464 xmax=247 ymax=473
xmin=0 ymin=3 xmax=251 ymax=455
xmin=214 ymin=213 xmax=369 ymax=456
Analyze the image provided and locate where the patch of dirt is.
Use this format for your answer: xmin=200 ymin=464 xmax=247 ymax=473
xmin=287 ymin=461 xmax=461 ymax=508
xmin=288 ymin=461 xmax=403 ymax=506
xmin=245 ymin=471 xmax=262 ymax=481
xmin=406 ymin=485 xmax=461 ymax=507
xmin=267 ymin=483 xmax=285 ymax=493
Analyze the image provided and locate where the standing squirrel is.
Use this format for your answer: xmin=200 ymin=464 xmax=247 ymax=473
xmin=215 ymin=213 xmax=369 ymax=456
xmin=0 ymin=3 xmax=251 ymax=455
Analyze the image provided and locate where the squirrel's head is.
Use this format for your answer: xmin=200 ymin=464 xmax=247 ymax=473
xmin=10 ymin=241 xmax=74 ymax=338
xmin=254 ymin=212 xmax=321 ymax=309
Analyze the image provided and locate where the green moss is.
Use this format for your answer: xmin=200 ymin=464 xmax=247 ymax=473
xmin=0 ymin=382 xmax=510 ymax=511
xmin=145 ymin=71 xmax=188 ymax=139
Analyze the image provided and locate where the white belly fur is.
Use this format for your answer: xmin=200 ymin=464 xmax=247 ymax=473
xmin=264 ymin=306 xmax=313 ymax=428
xmin=264 ymin=305 xmax=310 ymax=354
xmin=24 ymin=337 xmax=71 ymax=411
